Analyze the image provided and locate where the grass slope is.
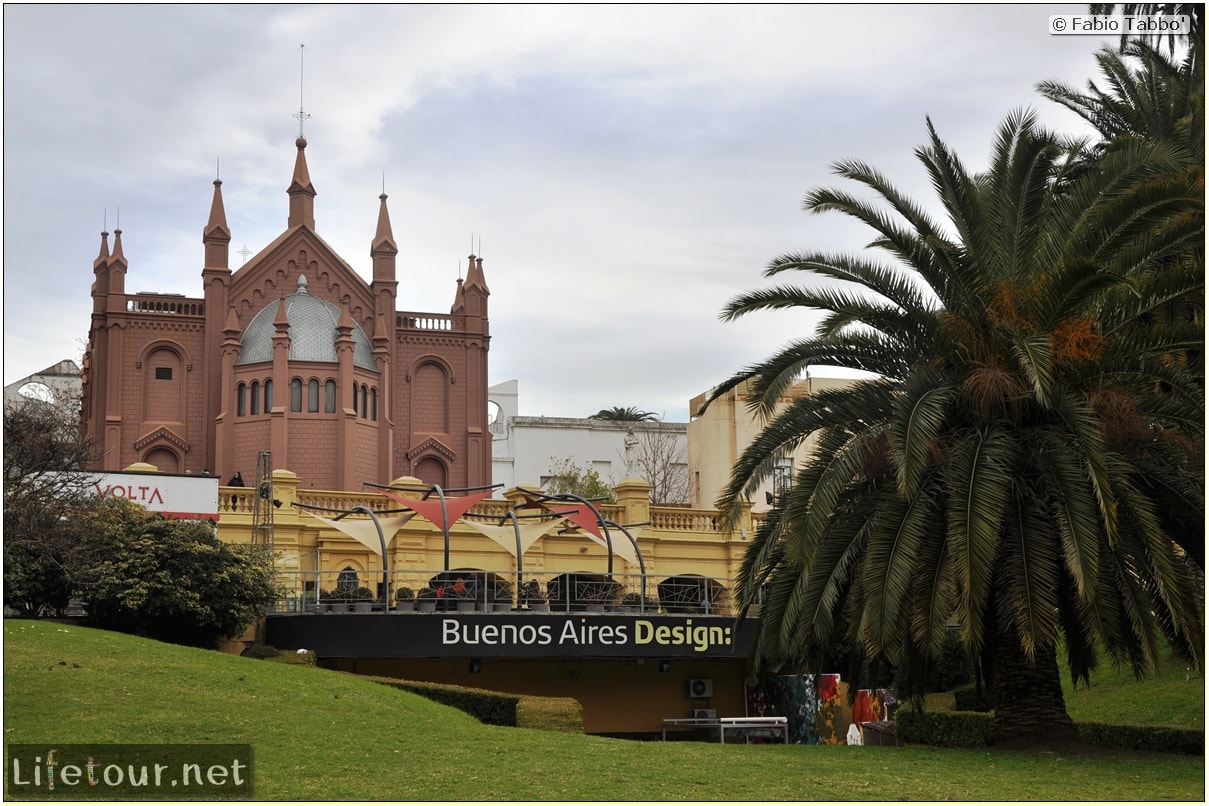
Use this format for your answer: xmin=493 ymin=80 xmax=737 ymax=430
xmin=4 ymin=621 xmax=1204 ymax=801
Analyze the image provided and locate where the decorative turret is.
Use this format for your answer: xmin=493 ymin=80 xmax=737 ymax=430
xmin=371 ymin=192 xmax=398 ymax=280
xmin=92 ymin=230 xmax=110 ymax=312
xmin=461 ymin=253 xmax=489 ymax=321
xmin=287 ymin=136 xmax=316 ymax=230
xmin=204 ymin=178 xmax=231 ymax=270
xmin=106 ymin=229 xmax=128 ymax=313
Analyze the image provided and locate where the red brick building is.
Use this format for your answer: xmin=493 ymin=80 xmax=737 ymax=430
xmin=81 ymin=136 xmax=491 ymax=490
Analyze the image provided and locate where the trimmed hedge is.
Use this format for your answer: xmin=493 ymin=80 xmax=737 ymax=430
xmin=894 ymin=709 xmax=993 ymax=749
xmin=368 ymin=677 xmax=583 ymax=733
xmin=1077 ymin=722 xmax=1203 ymax=755
xmin=895 ymin=709 xmax=1204 ymax=755
xmin=952 ymin=685 xmax=992 ymax=712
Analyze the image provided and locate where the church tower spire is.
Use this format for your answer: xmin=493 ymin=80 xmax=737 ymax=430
xmin=287 ymin=137 xmax=316 ymax=230
xmin=204 ymin=178 xmax=230 ymax=270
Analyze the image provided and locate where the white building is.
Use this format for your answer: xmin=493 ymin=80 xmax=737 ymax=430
xmin=488 ymin=380 xmax=689 ymax=503
xmin=4 ymin=360 xmax=82 ymax=409
xmin=687 ymin=374 xmax=860 ymax=513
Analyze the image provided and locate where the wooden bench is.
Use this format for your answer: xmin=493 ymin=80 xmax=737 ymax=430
xmin=661 ymin=716 xmax=789 ymax=744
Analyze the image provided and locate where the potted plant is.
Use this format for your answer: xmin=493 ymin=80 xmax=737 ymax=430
xmin=317 ymin=589 xmax=336 ymax=613
xmin=393 ymin=586 xmax=415 ymax=613
xmin=416 ymin=587 xmax=438 ymax=612
xmin=620 ymin=592 xmax=644 ymax=613
xmin=519 ymin=579 xmax=548 ymax=612
xmin=351 ymin=587 xmax=375 ymax=613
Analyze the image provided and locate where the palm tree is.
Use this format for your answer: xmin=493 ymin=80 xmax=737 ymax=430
xmin=1040 ymin=37 xmax=1205 ymax=566
xmin=704 ymin=110 xmax=1203 ymax=744
xmin=588 ymin=406 xmax=658 ymax=422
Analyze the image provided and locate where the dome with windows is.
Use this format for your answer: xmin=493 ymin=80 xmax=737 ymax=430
xmin=238 ymin=275 xmax=375 ymax=369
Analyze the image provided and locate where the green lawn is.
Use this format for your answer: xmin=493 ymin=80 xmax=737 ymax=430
xmin=4 ymin=620 xmax=1204 ymax=801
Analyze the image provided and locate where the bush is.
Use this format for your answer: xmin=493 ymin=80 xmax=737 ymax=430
xmin=1077 ymin=722 xmax=1204 ymax=755
xmin=894 ymin=709 xmax=992 ymax=748
xmin=368 ymin=677 xmax=583 ymax=732
xmin=516 ymin=696 xmax=584 ymax=732
xmin=395 ymin=587 xmax=415 ymax=602
xmin=241 ymin=644 xmax=282 ymax=660
xmin=67 ymin=499 xmax=280 ymax=648
xmin=952 ymin=685 xmax=992 ymax=712
xmin=895 ymin=708 xmax=1203 ymax=755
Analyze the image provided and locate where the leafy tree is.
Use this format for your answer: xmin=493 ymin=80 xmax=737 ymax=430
xmin=67 ymin=499 xmax=280 ymax=648
xmin=705 ymin=111 xmax=1203 ymax=745
xmin=588 ymin=406 xmax=658 ymax=422
xmin=543 ymin=457 xmax=615 ymax=502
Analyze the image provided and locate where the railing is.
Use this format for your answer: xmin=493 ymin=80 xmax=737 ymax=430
xmin=397 ymin=312 xmax=454 ymax=331
xmin=267 ymin=568 xmax=742 ymax=617
xmin=127 ymin=295 xmax=205 ymax=316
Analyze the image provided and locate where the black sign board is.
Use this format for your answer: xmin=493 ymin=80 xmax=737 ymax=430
xmin=266 ymin=613 xmax=757 ymax=659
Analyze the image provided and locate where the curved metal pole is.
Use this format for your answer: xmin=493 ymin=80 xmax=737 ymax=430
xmin=505 ymin=511 xmax=523 ymax=603
xmin=605 ymin=519 xmax=646 ymax=605
xmin=427 ymin=484 xmax=450 ymax=571
xmin=542 ymin=492 xmax=614 ymax=574
xmin=351 ymin=506 xmax=389 ymax=609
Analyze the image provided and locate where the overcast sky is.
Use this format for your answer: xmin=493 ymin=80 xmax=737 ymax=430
xmin=4 ymin=3 xmax=1113 ymax=422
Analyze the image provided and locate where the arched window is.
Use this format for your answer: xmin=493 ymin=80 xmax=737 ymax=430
xmin=325 ymin=379 xmax=337 ymax=413
xmin=359 ymin=384 xmax=368 ymax=418
xmin=264 ymin=379 xmax=274 ymax=412
xmin=308 ymin=379 xmax=320 ymax=413
xmin=250 ymin=381 xmax=260 ymax=415
xmin=290 ymin=378 xmax=302 ymax=412
xmin=370 ymin=387 xmax=378 ymax=421
xmin=237 ymin=383 xmax=247 ymax=417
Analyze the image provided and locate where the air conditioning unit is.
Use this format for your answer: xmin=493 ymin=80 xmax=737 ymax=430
xmin=693 ymin=708 xmax=717 ymax=720
xmin=688 ymin=678 xmax=713 ymax=698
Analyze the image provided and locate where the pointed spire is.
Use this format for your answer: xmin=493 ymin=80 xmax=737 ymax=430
xmin=371 ymin=191 xmax=398 ymax=286
xmin=464 ymin=252 xmax=489 ymax=295
xmin=94 ymin=230 xmax=110 ymax=267
xmin=204 ymin=178 xmax=231 ymax=270
xmin=110 ymin=228 xmax=126 ymax=265
xmin=206 ymin=179 xmax=229 ymax=236
xmin=224 ymin=305 xmax=241 ymax=335
xmin=287 ymin=137 xmax=316 ymax=230
xmin=274 ymin=295 xmax=291 ymax=330
xmin=372 ymin=192 xmax=397 ymax=251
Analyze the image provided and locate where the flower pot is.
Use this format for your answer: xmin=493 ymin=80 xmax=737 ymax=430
xmin=417 ymin=601 xmax=437 ymax=613
xmin=456 ymin=601 xmax=477 ymax=613
xmin=491 ymin=602 xmax=512 ymax=613
xmin=353 ymin=601 xmax=373 ymax=614
xmin=393 ymin=601 xmax=416 ymax=613
xmin=529 ymin=602 xmax=549 ymax=613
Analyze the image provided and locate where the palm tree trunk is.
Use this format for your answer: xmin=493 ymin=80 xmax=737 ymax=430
xmin=988 ymin=626 xmax=1077 ymax=745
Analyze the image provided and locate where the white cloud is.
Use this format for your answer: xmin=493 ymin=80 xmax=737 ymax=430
xmin=5 ymin=3 xmax=1113 ymax=422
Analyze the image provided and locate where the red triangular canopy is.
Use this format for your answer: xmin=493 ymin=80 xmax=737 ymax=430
xmin=379 ymin=487 xmax=495 ymax=529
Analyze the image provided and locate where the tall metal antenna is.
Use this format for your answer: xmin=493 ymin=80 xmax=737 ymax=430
xmin=293 ymin=44 xmax=311 ymax=137
xmin=216 ymin=157 xmax=221 ymax=180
